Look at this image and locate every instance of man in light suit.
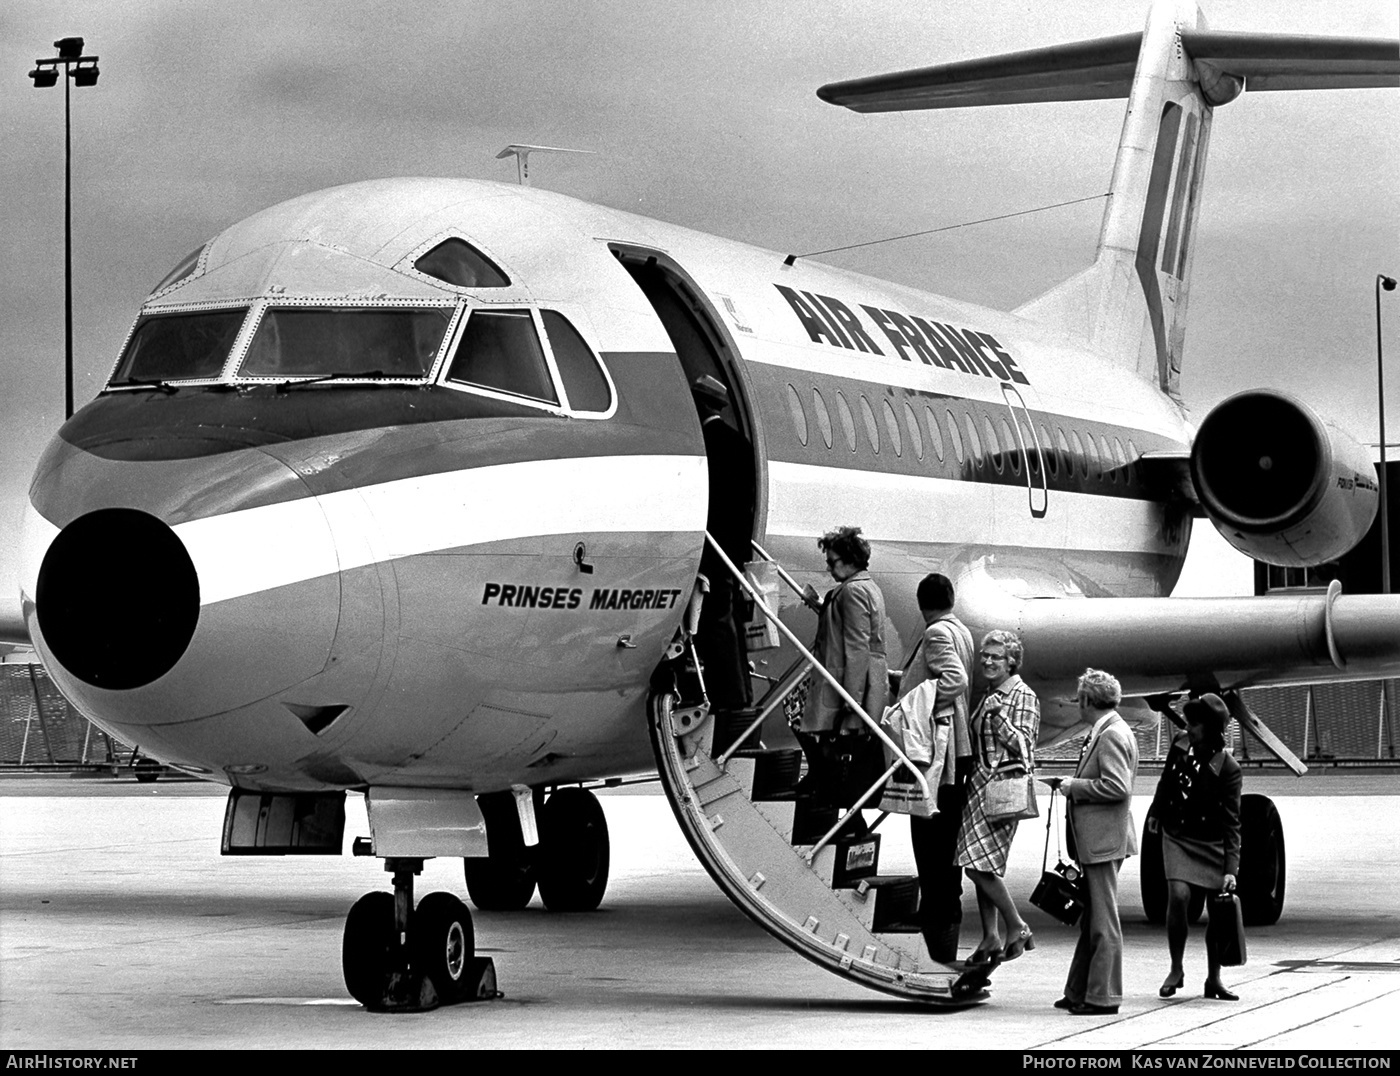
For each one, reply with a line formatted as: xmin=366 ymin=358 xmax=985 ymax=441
xmin=1045 ymin=668 xmax=1139 ymax=1015
xmin=898 ymin=573 xmax=975 ymax=963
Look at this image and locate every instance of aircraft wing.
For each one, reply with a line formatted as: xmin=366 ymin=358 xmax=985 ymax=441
xmin=958 ymin=566 xmax=1400 ymax=699
xmin=817 ymin=31 xmax=1398 ymax=113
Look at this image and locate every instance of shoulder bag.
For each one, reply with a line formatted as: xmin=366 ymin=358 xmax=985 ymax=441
xmin=983 ymin=725 xmax=1039 ymax=823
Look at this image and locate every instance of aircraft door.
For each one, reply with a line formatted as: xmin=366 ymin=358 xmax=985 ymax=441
xmin=1001 ymin=384 xmax=1048 ymax=518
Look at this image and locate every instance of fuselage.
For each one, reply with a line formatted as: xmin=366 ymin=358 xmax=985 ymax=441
xmin=20 ymin=177 xmax=1194 ymax=793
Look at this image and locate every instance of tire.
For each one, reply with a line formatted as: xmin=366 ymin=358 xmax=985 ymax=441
xmin=1238 ymin=793 xmax=1286 ymax=926
xmin=412 ymin=892 xmax=475 ymax=1002
xmin=463 ymin=790 xmax=537 ymax=911
xmin=342 ymin=891 xmax=397 ymax=1007
xmin=1140 ymin=818 xmax=1166 ymax=924
xmin=134 ymin=758 xmax=161 ymax=784
xmin=537 ymin=787 xmax=610 ymax=912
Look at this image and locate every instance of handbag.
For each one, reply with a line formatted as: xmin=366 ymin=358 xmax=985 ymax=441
xmin=1206 ymin=891 xmax=1248 ymax=966
xmin=982 ymin=727 xmax=1039 ymax=823
xmin=1029 ymin=787 xmax=1084 ymax=924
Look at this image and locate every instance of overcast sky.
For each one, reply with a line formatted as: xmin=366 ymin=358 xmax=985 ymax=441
xmin=2 ymin=0 xmax=1397 ymax=599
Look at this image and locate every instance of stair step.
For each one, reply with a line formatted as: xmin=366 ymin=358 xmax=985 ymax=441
xmin=711 ymin=708 xmax=763 ymax=755
xmin=810 ymin=832 xmax=882 ymax=889
xmin=863 ymin=875 xmax=922 ymax=933
xmin=749 ymin=749 xmax=802 ymax=801
xmin=790 ymin=797 xmax=841 ymax=845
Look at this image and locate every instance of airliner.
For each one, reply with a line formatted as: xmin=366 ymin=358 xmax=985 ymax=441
xmin=10 ymin=0 xmax=1400 ymax=1009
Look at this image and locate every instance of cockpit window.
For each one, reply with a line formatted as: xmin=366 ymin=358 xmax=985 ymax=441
xmin=541 ymin=311 xmax=610 ymax=412
xmin=413 ymin=238 xmax=510 ymax=288
xmin=149 ymin=244 xmax=206 ymax=296
xmin=111 ymin=309 xmax=246 ymax=384
xmin=445 ymin=310 xmax=557 ymax=403
xmin=239 ymin=307 xmax=453 ymax=379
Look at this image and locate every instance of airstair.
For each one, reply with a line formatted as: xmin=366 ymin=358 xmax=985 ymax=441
xmin=647 ymin=535 xmax=991 ymax=1005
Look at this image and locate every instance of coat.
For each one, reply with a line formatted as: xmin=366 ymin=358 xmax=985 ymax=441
xmin=1149 ymin=732 xmax=1243 ymax=876
xmin=899 ymin=613 xmax=974 ymax=764
xmin=1064 ymin=710 xmax=1139 ymax=866
xmin=803 ymin=570 xmax=887 ymax=732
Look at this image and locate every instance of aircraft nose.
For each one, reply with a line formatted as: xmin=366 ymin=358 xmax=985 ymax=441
xmin=36 ymin=508 xmax=201 ymax=690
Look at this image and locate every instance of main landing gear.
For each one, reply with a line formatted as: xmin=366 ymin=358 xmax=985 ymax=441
xmin=462 ymin=786 xmax=611 ymax=914
xmin=343 ymin=858 xmax=500 ymax=1011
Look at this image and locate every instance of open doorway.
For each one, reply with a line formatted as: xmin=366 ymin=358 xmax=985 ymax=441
xmin=614 ymin=250 xmax=761 ymax=714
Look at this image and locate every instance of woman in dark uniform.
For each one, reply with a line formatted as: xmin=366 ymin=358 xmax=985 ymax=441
xmin=1148 ymin=693 xmax=1243 ymax=1001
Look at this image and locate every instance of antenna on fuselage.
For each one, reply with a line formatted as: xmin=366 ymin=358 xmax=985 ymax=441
xmin=495 ymin=144 xmax=595 ymax=186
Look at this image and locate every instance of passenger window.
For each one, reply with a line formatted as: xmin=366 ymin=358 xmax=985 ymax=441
xmin=1042 ymin=424 xmax=1058 ymax=478
xmin=414 ymin=238 xmax=510 ymax=288
xmin=1054 ymin=427 xmax=1071 ymax=479
xmin=925 ymin=406 xmax=945 ymax=462
xmin=112 ymin=309 xmax=246 ymax=384
xmin=541 ymin=311 xmax=610 ymax=412
xmin=964 ymin=413 xmax=983 ymax=468
xmin=786 ymin=384 xmax=809 ymax=446
xmin=240 ymin=307 xmax=452 ymax=379
xmin=984 ymin=416 xmax=1003 ymax=473
xmin=1085 ymin=434 xmax=1101 ymax=479
xmin=1069 ymin=430 xmax=1087 ymax=478
xmin=859 ymin=395 xmax=880 ymax=454
xmin=882 ymin=399 xmax=902 ymax=457
xmin=1101 ymin=435 xmax=1117 ymax=482
xmin=1021 ymin=420 xmax=1040 ymax=477
xmin=903 ymin=402 xmax=923 ymax=461
xmin=945 ymin=409 xmax=964 ymax=464
xmin=835 ymin=391 xmax=858 ymax=452
xmin=999 ymin=417 xmax=1020 ymax=475
xmin=812 ymin=388 xmax=833 ymax=448
xmin=446 ymin=310 xmax=557 ymax=403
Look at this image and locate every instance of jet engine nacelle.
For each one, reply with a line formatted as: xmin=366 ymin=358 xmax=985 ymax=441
xmin=1190 ymin=390 xmax=1378 ymax=568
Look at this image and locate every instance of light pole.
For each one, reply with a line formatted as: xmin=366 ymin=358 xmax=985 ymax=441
xmin=1379 ymin=273 xmax=1396 ymax=758
xmin=29 ymin=37 xmax=100 ymax=421
xmin=1379 ymin=274 xmax=1396 ymax=597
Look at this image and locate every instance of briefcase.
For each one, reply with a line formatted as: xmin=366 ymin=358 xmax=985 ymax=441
xmin=1206 ymin=892 xmax=1247 ymax=966
xmin=1030 ymin=861 xmax=1084 ymax=925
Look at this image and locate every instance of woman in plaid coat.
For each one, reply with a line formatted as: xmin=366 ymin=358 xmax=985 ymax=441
xmin=954 ymin=629 xmax=1041 ymax=965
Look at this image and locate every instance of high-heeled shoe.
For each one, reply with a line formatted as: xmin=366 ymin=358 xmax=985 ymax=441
xmin=1204 ymin=981 xmax=1239 ymax=1001
xmin=1003 ymin=925 xmax=1036 ymax=961
xmin=965 ymin=942 xmax=1003 ymax=967
xmin=1159 ymin=971 xmax=1185 ymax=998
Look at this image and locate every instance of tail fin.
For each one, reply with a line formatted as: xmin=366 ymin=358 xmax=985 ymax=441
xmin=817 ymin=0 xmax=1399 ymax=400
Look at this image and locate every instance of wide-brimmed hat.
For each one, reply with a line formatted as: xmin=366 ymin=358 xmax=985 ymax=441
xmin=1183 ymin=693 xmax=1230 ymax=736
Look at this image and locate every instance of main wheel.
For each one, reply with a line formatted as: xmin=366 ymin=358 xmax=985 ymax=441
xmin=412 ymin=892 xmax=475 ymax=1002
xmin=463 ymin=789 xmax=537 ymax=911
xmin=1140 ymin=819 xmax=1166 ymax=924
xmin=537 ymin=787 xmax=610 ymax=912
xmin=1238 ymin=793 xmax=1286 ymax=926
xmin=342 ymin=891 xmax=397 ymax=1007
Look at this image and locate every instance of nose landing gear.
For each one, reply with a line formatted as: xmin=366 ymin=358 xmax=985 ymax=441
xmin=342 ymin=858 xmax=500 ymax=1011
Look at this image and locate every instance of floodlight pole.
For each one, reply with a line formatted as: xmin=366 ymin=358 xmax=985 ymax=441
xmin=1379 ymin=274 xmax=1396 ymax=598
xmin=30 ymin=37 xmax=100 ymax=420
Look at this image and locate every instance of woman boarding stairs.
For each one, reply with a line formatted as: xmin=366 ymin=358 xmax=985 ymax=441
xmin=647 ymin=534 xmax=992 ymax=1005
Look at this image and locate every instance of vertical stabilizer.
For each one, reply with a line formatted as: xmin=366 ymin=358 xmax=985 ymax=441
xmin=1014 ymin=0 xmax=1212 ymax=399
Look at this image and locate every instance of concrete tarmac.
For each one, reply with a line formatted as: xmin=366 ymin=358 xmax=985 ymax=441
xmin=1 ymin=774 xmax=1398 ymax=1051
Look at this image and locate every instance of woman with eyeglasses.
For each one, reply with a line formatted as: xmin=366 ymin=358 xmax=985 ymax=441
xmin=954 ymin=629 xmax=1041 ymax=965
xmin=797 ymin=526 xmax=888 ymax=806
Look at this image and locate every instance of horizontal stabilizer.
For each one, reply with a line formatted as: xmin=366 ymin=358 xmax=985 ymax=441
xmin=817 ymin=31 xmax=1398 ymax=113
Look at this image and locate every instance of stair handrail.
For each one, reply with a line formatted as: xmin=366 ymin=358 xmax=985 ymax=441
xmin=750 ymin=538 xmax=822 ymax=612
xmin=702 ymin=532 xmax=932 ymax=852
xmin=715 ymin=656 xmax=813 ymax=768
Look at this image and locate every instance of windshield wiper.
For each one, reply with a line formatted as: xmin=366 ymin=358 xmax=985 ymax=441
xmin=114 ymin=378 xmax=178 ymax=395
xmin=275 ymin=370 xmax=410 ymax=393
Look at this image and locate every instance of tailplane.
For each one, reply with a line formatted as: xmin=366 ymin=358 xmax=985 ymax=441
xmin=817 ymin=0 xmax=1399 ymax=400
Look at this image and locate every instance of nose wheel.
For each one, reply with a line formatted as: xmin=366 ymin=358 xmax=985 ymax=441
xmin=342 ymin=859 xmax=500 ymax=1011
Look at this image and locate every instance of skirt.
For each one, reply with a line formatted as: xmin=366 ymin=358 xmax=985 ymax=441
xmin=1162 ymin=829 xmax=1226 ymax=890
xmin=953 ymin=765 xmax=1018 ymax=875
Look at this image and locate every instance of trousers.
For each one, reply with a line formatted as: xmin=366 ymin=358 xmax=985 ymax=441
xmin=910 ymin=775 xmax=968 ymax=963
xmin=1063 ymin=858 xmax=1124 ymax=1006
